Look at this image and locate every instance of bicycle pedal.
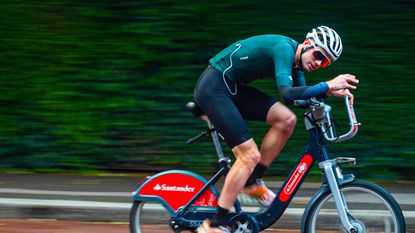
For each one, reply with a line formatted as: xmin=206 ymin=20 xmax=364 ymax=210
xmin=237 ymin=193 xmax=260 ymax=206
xmin=336 ymin=157 xmax=356 ymax=165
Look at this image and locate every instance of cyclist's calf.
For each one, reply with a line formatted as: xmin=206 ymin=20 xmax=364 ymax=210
xmin=232 ymin=139 xmax=261 ymax=172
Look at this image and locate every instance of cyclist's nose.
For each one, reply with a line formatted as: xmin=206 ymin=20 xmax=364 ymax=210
xmin=315 ymin=59 xmax=322 ymax=66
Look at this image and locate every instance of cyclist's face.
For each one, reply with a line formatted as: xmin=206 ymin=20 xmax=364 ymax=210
xmin=302 ymin=47 xmax=332 ymax=72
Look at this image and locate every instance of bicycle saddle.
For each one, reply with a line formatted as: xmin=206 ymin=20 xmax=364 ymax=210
xmin=186 ymin=102 xmax=205 ymax=117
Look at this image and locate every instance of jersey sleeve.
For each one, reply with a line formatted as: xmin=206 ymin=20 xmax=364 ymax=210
xmin=272 ymin=43 xmax=295 ymax=87
xmin=293 ymin=69 xmax=306 ymax=86
xmin=272 ymin=40 xmax=329 ymax=105
xmin=279 ymin=82 xmax=329 ymax=105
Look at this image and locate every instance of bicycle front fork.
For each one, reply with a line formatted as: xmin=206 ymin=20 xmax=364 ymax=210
xmin=319 ymin=157 xmax=358 ymax=233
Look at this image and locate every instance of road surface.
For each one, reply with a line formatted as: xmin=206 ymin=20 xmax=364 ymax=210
xmin=0 ymin=173 xmax=413 ymax=232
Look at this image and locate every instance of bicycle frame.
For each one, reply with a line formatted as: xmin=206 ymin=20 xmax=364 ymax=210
xmin=132 ymin=97 xmax=360 ymax=232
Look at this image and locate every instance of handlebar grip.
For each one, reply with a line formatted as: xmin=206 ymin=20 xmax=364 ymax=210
xmin=294 ymin=99 xmax=311 ymax=107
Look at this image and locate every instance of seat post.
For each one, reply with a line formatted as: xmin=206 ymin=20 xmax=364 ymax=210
xmin=205 ymin=118 xmax=225 ymax=160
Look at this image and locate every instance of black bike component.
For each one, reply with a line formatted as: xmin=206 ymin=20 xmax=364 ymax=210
xmin=186 ymin=101 xmax=204 ymax=117
xmin=294 ymin=97 xmax=322 ymax=108
xmin=294 ymin=99 xmax=311 ymax=107
xmin=187 ymin=128 xmax=216 ymax=144
xmin=187 ymin=131 xmax=208 ymax=144
xmin=229 ymin=213 xmax=259 ymax=233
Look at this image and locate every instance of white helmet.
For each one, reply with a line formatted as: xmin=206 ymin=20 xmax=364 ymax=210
xmin=306 ymin=26 xmax=343 ymax=62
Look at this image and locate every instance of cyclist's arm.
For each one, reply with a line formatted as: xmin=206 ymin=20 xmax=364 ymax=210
xmin=293 ymin=69 xmax=306 ymax=86
xmin=278 ymin=83 xmax=329 ymax=105
xmin=273 ymin=46 xmax=328 ymax=105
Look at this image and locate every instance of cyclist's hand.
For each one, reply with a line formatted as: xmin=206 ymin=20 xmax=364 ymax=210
xmin=329 ymin=89 xmax=355 ymax=105
xmin=326 ymin=74 xmax=359 ymax=91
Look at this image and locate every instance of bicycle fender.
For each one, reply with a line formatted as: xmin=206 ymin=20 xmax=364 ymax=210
xmin=132 ymin=170 xmax=219 ymax=214
xmin=300 ymin=183 xmax=330 ymax=232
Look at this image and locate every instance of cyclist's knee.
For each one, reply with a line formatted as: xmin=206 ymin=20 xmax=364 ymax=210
xmin=267 ymin=103 xmax=296 ymax=130
xmin=232 ymin=139 xmax=261 ymax=169
xmin=237 ymin=151 xmax=261 ymax=172
xmin=283 ymin=113 xmax=297 ymax=135
xmin=270 ymin=112 xmax=297 ymax=137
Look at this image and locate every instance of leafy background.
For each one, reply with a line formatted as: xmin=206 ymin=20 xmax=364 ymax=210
xmin=1 ymin=0 xmax=414 ymax=181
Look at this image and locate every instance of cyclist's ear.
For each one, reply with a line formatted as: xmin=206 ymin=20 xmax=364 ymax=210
xmin=303 ymin=38 xmax=312 ymax=45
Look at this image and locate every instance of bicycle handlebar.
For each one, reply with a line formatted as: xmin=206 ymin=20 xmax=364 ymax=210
xmin=331 ymin=97 xmax=359 ymax=143
xmin=296 ymin=97 xmax=360 ymax=143
xmin=294 ymin=99 xmax=314 ymax=108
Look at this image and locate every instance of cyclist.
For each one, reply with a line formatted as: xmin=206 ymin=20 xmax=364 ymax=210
xmin=195 ymin=26 xmax=359 ymax=233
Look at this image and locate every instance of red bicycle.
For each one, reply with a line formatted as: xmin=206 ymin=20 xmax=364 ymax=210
xmin=130 ymin=97 xmax=405 ymax=233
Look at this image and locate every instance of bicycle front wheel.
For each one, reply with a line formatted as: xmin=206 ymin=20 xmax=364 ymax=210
xmin=130 ymin=201 xmax=173 ymax=233
xmin=304 ymin=181 xmax=405 ymax=233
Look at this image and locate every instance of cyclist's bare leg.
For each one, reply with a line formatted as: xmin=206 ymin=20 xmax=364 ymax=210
xmin=218 ymin=139 xmax=261 ymax=209
xmin=260 ymin=102 xmax=297 ymax=166
xmin=239 ymin=103 xmax=296 ymax=205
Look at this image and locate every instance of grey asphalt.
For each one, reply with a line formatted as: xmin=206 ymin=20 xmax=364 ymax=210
xmin=0 ymin=173 xmax=414 ymax=231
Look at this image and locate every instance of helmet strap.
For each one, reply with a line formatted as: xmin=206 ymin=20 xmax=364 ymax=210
xmin=298 ymin=45 xmax=313 ymax=71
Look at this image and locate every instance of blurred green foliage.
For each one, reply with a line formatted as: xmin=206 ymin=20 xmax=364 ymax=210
xmin=0 ymin=0 xmax=414 ymax=181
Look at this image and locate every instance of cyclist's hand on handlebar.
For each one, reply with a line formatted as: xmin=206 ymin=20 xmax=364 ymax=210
xmin=329 ymin=89 xmax=355 ymax=105
xmin=325 ymin=74 xmax=359 ymax=91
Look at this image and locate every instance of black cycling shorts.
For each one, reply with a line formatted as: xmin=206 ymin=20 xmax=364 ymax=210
xmin=194 ymin=66 xmax=277 ymax=148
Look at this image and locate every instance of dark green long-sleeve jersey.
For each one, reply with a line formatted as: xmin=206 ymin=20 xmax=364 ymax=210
xmin=209 ymin=34 xmax=306 ymax=87
xmin=209 ymin=34 xmax=330 ymax=104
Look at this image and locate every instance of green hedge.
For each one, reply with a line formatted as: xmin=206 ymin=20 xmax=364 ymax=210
xmin=0 ymin=0 xmax=414 ymax=181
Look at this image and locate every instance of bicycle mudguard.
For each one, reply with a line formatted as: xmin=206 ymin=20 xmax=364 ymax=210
xmin=299 ymin=183 xmax=329 ymax=232
xmin=132 ymin=170 xmax=219 ymax=214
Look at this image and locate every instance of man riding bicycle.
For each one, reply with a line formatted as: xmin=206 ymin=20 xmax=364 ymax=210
xmin=194 ymin=26 xmax=359 ymax=233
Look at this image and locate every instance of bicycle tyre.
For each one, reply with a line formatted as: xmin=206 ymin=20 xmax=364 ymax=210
xmin=303 ymin=180 xmax=405 ymax=233
xmin=130 ymin=200 xmax=173 ymax=233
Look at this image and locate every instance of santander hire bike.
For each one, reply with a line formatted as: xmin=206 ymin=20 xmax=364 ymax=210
xmin=129 ymin=97 xmax=406 ymax=233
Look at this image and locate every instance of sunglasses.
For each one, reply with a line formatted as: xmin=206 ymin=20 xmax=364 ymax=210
xmin=312 ymin=49 xmax=331 ymax=68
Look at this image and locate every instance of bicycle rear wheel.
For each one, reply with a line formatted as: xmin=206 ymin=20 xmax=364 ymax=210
xmin=130 ymin=201 xmax=173 ymax=233
xmin=303 ymin=181 xmax=405 ymax=233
